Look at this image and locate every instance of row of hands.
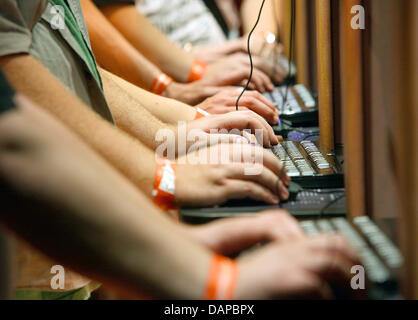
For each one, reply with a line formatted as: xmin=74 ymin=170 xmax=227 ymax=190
xmin=169 ymin=108 xmax=288 ymax=207
xmin=167 ymin=35 xmax=287 ymax=105
xmin=165 ymin=104 xmax=363 ymax=299
xmin=162 ymin=38 xmax=363 ymax=299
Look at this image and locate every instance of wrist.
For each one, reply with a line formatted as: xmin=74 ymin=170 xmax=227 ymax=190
xmin=188 ymin=59 xmax=208 ymax=83
xmin=152 ymin=157 xmax=176 ymax=211
xmin=164 ymin=81 xmax=183 ymax=100
xmin=205 ymin=254 xmax=239 ymax=300
xmin=165 ymin=82 xmax=206 ymax=105
xmin=194 ymin=107 xmax=211 ymax=120
xmin=150 ymin=73 xmax=174 ymax=96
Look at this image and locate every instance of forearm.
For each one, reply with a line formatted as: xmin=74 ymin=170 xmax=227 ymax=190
xmin=0 ymin=102 xmax=211 ymax=299
xmin=0 ymin=54 xmax=156 ymax=196
xmin=99 ymin=3 xmax=195 ymax=83
xmin=100 ymin=69 xmax=183 ymax=150
xmin=100 ymin=68 xmax=197 ymax=126
xmin=241 ymin=0 xmax=278 ymax=36
xmin=81 ymin=0 xmax=160 ymax=90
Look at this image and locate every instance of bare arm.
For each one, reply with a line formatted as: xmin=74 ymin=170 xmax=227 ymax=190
xmin=80 ymin=0 xmax=160 ymax=90
xmin=100 ymin=68 xmax=197 ymax=125
xmin=98 ymin=2 xmax=195 ymax=83
xmin=0 ymin=54 xmax=289 ymax=208
xmin=0 ymin=96 xmax=360 ymax=300
xmin=83 ymin=0 xmax=275 ymax=102
xmin=0 ymin=54 xmax=156 ymax=196
xmin=241 ymin=0 xmax=278 ymax=36
xmin=0 ymin=96 xmax=210 ymax=299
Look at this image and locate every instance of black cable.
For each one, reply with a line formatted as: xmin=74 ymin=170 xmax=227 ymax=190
xmin=302 ymin=134 xmax=320 ymax=141
xmin=235 ymin=0 xmax=266 ymax=111
xmin=280 ymin=0 xmax=296 ymax=111
xmin=319 ymin=194 xmax=346 ymax=219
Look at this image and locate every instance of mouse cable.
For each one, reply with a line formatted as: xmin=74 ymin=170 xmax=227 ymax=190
xmin=301 ymin=134 xmax=320 ymax=141
xmin=236 ymin=0 xmax=266 ymax=111
xmin=282 ymin=186 xmax=345 ymax=197
xmin=319 ymin=193 xmax=346 ymax=219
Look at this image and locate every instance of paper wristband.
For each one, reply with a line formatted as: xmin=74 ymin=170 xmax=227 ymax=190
xmin=150 ymin=73 xmax=173 ymax=95
xmin=152 ymin=158 xmax=176 ymax=211
xmin=194 ymin=107 xmax=210 ymax=120
xmin=187 ymin=59 xmax=208 ymax=83
xmin=205 ymin=255 xmax=238 ymax=300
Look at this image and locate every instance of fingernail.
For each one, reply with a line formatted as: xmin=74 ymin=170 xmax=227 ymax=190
xmin=237 ymin=137 xmax=249 ymax=144
xmin=282 ymin=188 xmax=289 ymax=199
xmin=273 ymin=115 xmax=279 ymax=124
xmin=270 ymin=196 xmax=279 ymax=204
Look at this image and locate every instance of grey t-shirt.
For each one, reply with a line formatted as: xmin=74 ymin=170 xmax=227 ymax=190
xmin=0 ymin=0 xmax=114 ymax=123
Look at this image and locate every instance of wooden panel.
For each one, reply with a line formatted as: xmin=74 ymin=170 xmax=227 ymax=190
xmin=391 ymin=0 xmax=418 ymax=301
xmin=364 ymin=0 xmax=417 ymax=299
xmin=366 ymin=1 xmax=399 ymax=221
xmin=340 ymin=0 xmax=366 ymax=218
xmin=330 ymin=0 xmax=343 ymax=146
xmin=307 ymin=0 xmax=318 ymax=91
xmin=315 ymin=0 xmax=334 ymax=154
xmin=295 ymin=0 xmax=309 ymax=86
xmin=276 ymin=0 xmax=291 ymax=56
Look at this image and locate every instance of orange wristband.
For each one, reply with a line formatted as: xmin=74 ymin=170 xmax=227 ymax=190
xmin=150 ymin=73 xmax=173 ymax=95
xmin=152 ymin=158 xmax=176 ymax=211
xmin=194 ymin=108 xmax=210 ymax=120
xmin=205 ymin=255 xmax=238 ymax=300
xmin=187 ymin=59 xmax=208 ymax=83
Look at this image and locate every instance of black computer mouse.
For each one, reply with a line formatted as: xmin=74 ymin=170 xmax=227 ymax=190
xmin=287 ymin=181 xmax=304 ymax=201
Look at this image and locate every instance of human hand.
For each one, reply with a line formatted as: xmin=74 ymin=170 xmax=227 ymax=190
xmin=235 ymin=234 xmax=362 ymax=299
xmin=175 ymin=144 xmax=290 ymax=207
xmin=185 ymin=210 xmax=305 ymax=256
xmin=188 ymin=110 xmax=281 ymax=148
xmin=196 ymin=89 xmax=279 ymax=125
xmin=204 ymin=55 xmax=275 ymax=93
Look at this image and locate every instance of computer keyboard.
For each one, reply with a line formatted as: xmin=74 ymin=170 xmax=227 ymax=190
xmin=271 ymin=140 xmax=344 ymax=188
xmin=300 ymin=216 xmax=402 ymax=298
xmin=264 ymin=84 xmax=318 ymax=126
xmin=180 ymin=189 xmax=346 ymax=224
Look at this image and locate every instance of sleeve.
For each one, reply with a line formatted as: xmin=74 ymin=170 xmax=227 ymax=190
xmin=93 ymin=0 xmax=135 ymax=7
xmin=0 ymin=0 xmax=34 ymax=57
xmin=0 ymin=71 xmax=17 ymax=114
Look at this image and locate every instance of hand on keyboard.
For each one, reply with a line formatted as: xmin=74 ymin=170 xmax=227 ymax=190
xmin=185 ymin=210 xmax=305 ymax=256
xmin=195 ymin=89 xmax=280 ymax=125
xmin=190 ymin=110 xmax=280 ymax=147
xmin=176 ymin=144 xmax=290 ymax=207
xmin=235 ymin=234 xmax=363 ymax=299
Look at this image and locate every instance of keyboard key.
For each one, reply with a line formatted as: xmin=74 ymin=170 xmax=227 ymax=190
xmin=300 ymin=220 xmax=320 ymax=235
